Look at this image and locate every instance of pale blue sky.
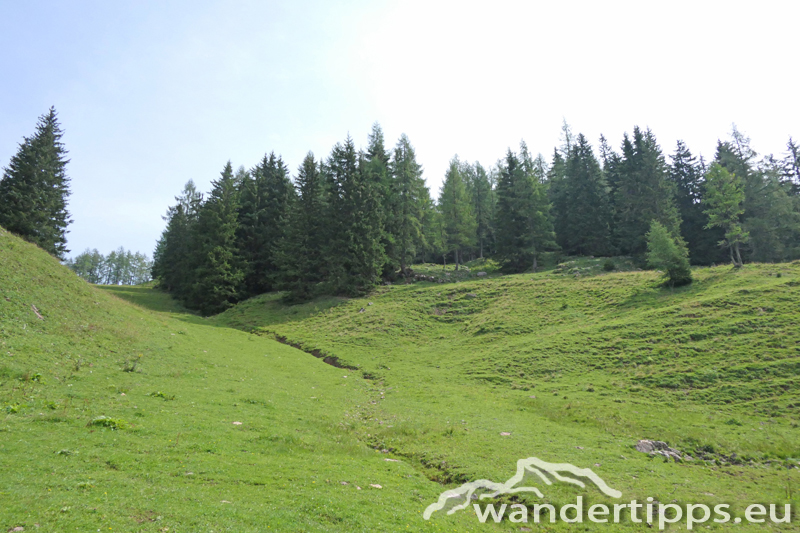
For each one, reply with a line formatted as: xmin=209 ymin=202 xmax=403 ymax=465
xmin=1 ymin=0 xmax=797 ymax=257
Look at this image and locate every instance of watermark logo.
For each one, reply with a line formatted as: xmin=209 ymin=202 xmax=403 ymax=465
xmin=423 ymin=456 xmax=792 ymax=528
xmin=423 ymin=456 xmax=621 ymax=520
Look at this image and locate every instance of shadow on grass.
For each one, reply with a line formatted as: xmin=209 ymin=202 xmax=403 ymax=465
xmin=96 ymin=285 xmax=349 ymax=331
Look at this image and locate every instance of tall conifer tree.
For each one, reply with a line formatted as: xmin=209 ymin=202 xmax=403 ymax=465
xmin=389 ymin=134 xmax=427 ymax=276
xmin=277 ymin=153 xmax=328 ymax=300
xmin=439 ymin=157 xmax=476 ymax=269
xmin=237 ymin=152 xmax=294 ymax=297
xmin=495 ymin=147 xmax=557 ymax=271
xmin=324 ymin=136 xmax=385 ymax=295
xmin=188 ymin=162 xmax=244 ymax=314
xmin=0 ymin=107 xmax=71 ymax=258
xmin=614 ymin=127 xmax=682 ymax=258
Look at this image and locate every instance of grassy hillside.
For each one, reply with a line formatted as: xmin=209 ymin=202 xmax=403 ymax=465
xmin=215 ymin=259 xmax=800 ymax=529
xmin=0 ymin=228 xmax=489 ymax=532
xmin=3 ymin=223 xmax=799 ymax=530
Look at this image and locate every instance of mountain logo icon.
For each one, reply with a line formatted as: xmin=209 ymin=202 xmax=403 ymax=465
xmin=423 ymin=457 xmax=622 ymax=520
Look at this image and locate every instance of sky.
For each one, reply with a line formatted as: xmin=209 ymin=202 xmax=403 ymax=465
xmin=1 ymin=0 xmax=798 ymax=257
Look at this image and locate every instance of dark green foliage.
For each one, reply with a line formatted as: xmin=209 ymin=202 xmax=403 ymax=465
xmin=467 ymin=162 xmax=494 ymax=258
xmin=362 ymin=124 xmax=393 ymax=277
xmin=439 ymin=157 xmax=476 ymax=269
xmin=783 ymin=137 xmax=800 ymax=195
xmin=277 ymin=153 xmax=327 ymax=300
xmin=550 ymin=134 xmax=612 ymax=256
xmin=187 ymin=162 xmax=244 ymax=314
xmin=715 ymin=128 xmax=800 ymax=263
xmin=388 ymin=134 xmax=427 ymax=275
xmin=614 ymin=127 xmax=682 ymax=258
xmin=323 ymin=136 xmax=385 ymax=296
xmin=237 ymin=154 xmax=294 ymax=297
xmin=495 ymin=146 xmax=557 ymax=272
xmin=646 ymin=220 xmax=692 ymax=287
xmin=152 ymin=180 xmax=203 ymax=298
xmin=0 ymin=107 xmax=71 ymax=258
xmin=669 ymin=141 xmax=726 ymax=265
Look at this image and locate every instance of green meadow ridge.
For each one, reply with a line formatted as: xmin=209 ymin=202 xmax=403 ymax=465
xmin=1 ymin=226 xmax=799 ymax=531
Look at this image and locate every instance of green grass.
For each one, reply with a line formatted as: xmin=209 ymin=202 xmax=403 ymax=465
xmin=2 ymin=223 xmax=800 ymax=531
xmin=0 ymin=229 xmax=490 ymax=532
xmin=214 ymin=259 xmax=800 ymax=530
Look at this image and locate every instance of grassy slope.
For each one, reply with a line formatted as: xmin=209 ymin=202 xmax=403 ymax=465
xmin=0 ymin=228 xmax=490 ymax=532
xmin=215 ymin=261 xmax=800 ymax=529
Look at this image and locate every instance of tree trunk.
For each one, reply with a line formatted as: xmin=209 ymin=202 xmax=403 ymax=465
xmin=734 ymin=241 xmax=743 ymax=268
xmin=455 ymin=249 xmax=459 ymax=271
xmin=480 ymin=238 xmax=484 ymax=259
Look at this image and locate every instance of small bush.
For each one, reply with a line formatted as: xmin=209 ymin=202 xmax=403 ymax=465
xmin=88 ymin=416 xmax=128 ymax=430
xmin=602 ymin=259 xmax=615 ymax=272
xmin=148 ymin=391 xmax=175 ymax=401
xmin=122 ymin=354 xmax=142 ymax=373
xmin=646 ymin=221 xmax=692 ymax=287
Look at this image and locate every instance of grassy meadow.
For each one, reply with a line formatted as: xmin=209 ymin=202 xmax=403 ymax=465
xmin=2 ymin=225 xmax=799 ymax=531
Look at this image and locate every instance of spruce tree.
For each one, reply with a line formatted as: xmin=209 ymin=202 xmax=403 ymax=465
xmin=152 ymin=180 xmax=203 ymax=299
xmin=669 ymin=141 xmax=725 ymax=265
xmin=389 ymin=134 xmax=427 ymax=276
xmin=236 ymin=153 xmax=294 ymax=297
xmin=552 ymin=134 xmax=612 ymax=256
xmin=716 ymin=129 xmax=798 ymax=262
xmin=187 ymin=162 xmax=244 ymax=314
xmin=277 ymin=153 xmax=327 ymax=300
xmin=614 ymin=127 xmax=682 ymax=258
xmin=495 ymin=147 xmax=557 ymax=272
xmin=363 ymin=124 xmax=393 ymax=276
xmin=469 ymin=162 xmax=494 ymax=258
xmin=783 ymin=137 xmax=800 ymax=195
xmin=0 ymin=107 xmax=72 ymax=258
xmin=439 ymin=157 xmax=476 ymax=270
xmin=324 ymin=136 xmax=385 ymax=295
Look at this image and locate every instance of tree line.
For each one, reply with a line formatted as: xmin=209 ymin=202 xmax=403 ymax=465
xmin=1 ymin=109 xmax=796 ymax=310
xmin=66 ymin=247 xmax=153 ymax=285
xmin=152 ymin=122 xmax=800 ymax=314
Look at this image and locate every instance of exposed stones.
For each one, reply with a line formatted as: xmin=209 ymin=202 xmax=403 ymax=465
xmin=635 ymin=439 xmax=688 ymax=462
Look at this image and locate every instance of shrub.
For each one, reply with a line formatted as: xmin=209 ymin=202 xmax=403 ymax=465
xmin=602 ymin=259 xmax=615 ymax=272
xmin=646 ymin=221 xmax=692 ymax=287
xmin=88 ymin=416 xmax=128 ymax=430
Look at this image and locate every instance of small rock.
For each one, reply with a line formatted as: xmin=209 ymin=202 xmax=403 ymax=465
xmin=369 ymin=484 xmax=382 ymax=489
xmin=340 ymin=481 xmax=349 ymax=485
xmin=576 ymin=446 xmax=584 ymax=450
xmin=359 ymin=308 xmax=365 ymax=313
xmin=220 ymin=500 xmax=232 ymax=504
xmin=232 ymin=421 xmax=242 ymax=425
xmin=10 ymin=528 xmax=24 ymax=532
xmin=120 ymin=392 xmax=126 ymax=396
xmin=529 ymin=395 xmax=536 ymax=399
xmin=594 ymin=463 xmax=601 ymax=467
xmin=477 ymin=272 xmax=487 ymax=277
xmin=384 ymin=458 xmax=400 ymax=462
xmin=368 ymin=302 xmax=373 ymax=306
xmin=500 ymin=432 xmax=511 ymax=436
xmin=466 ymin=293 xmax=478 ymax=298
xmin=356 ymin=486 xmax=362 ymax=490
